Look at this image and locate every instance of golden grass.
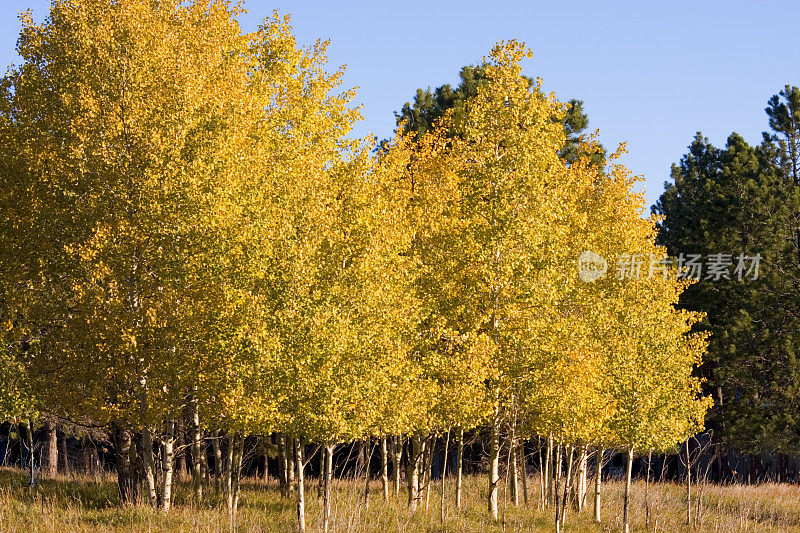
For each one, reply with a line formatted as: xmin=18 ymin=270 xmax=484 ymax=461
xmin=0 ymin=467 xmax=798 ymax=532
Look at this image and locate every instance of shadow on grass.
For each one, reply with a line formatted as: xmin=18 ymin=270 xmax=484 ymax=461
xmin=0 ymin=467 xmax=119 ymax=510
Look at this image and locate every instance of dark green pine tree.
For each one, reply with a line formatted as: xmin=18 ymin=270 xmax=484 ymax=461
xmin=764 ymin=85 xmax=800 ymax=185
xmin=392 ymin=64 xmax=605 ymax=167
xmin=654 ymin=90 xmax=800 ymax=467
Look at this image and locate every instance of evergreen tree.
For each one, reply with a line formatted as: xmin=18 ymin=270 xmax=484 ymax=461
xmin=654 ymin=97 xmax=800 ymax=459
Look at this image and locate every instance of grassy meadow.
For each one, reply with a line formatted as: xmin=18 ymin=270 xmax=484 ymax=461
xmin=0 ymin=468 xmax=798 ymax=532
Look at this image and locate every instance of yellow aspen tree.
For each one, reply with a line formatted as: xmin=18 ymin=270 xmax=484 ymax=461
xmin=579 ymin=150 xmax=712 ymax=533
xmin=0 ymin=0 xmax=316 ymax=509
xmin=405 ymin=41 xmax=607 ymax=520
xmin=201 ymin=19 xmax=423 ymax=529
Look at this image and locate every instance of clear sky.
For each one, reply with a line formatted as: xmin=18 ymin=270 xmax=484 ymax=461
xmin=2 ymin=0 xmax=799 ymax=210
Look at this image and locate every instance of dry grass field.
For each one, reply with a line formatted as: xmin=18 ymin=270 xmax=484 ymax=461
xmin=0 ymin=467 xmax=798 ymax=532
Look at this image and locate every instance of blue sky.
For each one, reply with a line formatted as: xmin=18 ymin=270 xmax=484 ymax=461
xmin=2 ymin=0 xmax=798 ymax=210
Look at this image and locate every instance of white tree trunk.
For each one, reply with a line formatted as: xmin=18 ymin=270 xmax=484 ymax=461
xmin=423 ymin=436 xmax=433 ymax=510
xmin=545 ymin=434 xmax=553 ymax=507
xmin=408 ymin=434 xmax=422 ymax=510
xmin=576 ymin=444 xmax=587 ymax=512
xmin=225 ymin=434 xmax=234 ymax=511
xmin=559 ymin=443 xmax=574 ymax=529
xmin=393 ymin=436 xmax=402 ymax=499
xmin=594 ymin=447 xmax=603 ymax=523
xmin=141 ymin=425 xmax=158 ymax=507
xmin=323 ymin=444 xmax=334 ymax=533
xmin=456 ymin=428 xmax=464 ymax=509
xmin=440 ymin=429 xmax=450 ymax=521
xmin=190 ymin=400 xmax=203 ymax=501
xmin=686 ymin=439 xmax=692 ymax=527
xmin=519 ymin=442 xmax=528 ymax=504
xmin=488 ymin=417 xmax=500 ymax=521
xmin=510 ymin=431 xmax=519 ymax=506
xmin=295 ymin=438 xmax=306 ymax=533
xmin=554 ymin=439 xmax=563 ymax=528
xmin=211 ymin=429 xmax=222 ymax=493
xmin=645 ymin=450 xmax=652 ymax=529
xmin=381 ymin=436 xmax=389 ymax=501
xmin=160 ymin=420 xmax=175 ymax=511
xmin=232 ymin=435 xmax=244 ymax=515
xmin=623 ymin=447 xmax=634 ymax=533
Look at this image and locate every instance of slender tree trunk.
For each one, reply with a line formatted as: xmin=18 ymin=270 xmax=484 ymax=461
xmin=317 ymin=448 xmax=325 ymax=498
xmin=356 ymin=440 xmax=366 ymax=477
xmin=393 ymin=436 xmax=402 ymax=499
xmin=295 ymin=437 xmax=306 ymax=533
xmin=538 ymin=436 xmax=546 ymax=508
xmin=190 ymin=400 xmax=203 ymax=501
xmin=225 ymin=434 xmax=234 ymax=511
xmin=200 ymin=433 xmax=209 ymax=491
xmin=212 ymin=429 xmax=222 ymax=494
xmin=278 ymin=433 xmax=287 ymax=497
xmin=441 ymin=429 xmax=450 ymax=522
xmin=323 ymin=444 xmax=334 ymax=533
xmin=408 ymin=433 xmax=422 ymax=510
xmin=488 ymin=417 xmax=500 ymax=521
xmin=381 ymin=436 xmax=389 ymax=501
xmin=82 ymin=437 xmax=100 ymax=476
xmin=286 ymin=437 xmax=295 ymax=490
xmin=44 ymin=421 xmax=57 ymax=477
xmin=160 ymin=420 xmax=175 ymax=511
xmin=510 ymin=430 xmax=519 ymax=506
xmin=576 ymin=444 xmax=587 ymax=512
xmin=423 ymin=436 xmax=434 ymax=510
xmin=363 ymin=438 xmax=373 ymax=505
xmin=553 ymin=439 xmax=563 ymax=515
xmin=141 ymin=426 xmax=158 ymax=506
xmin=25 ymin=420 xmax=34 ymax=486
xmin=645 ymin=450 xmax=652 ymax=529
xmin=419 ymin=437 xmax=429 ymax=506
xmin=559 ymin=443 xmax=574 ymax=529
xmin=232 ymin=434 xmax=244 ymax=515
xmin=545 ymin=434 xmax=553 ymax=507
xmin=594 ymin=447 xmax=602 ymax=523
xmin=82 ymin=437 xmax=93 ymax=475
xmin=456 ymin=428 xmax=464 ymax=509
xmin=519 ymin=441 xmax=528 ymax=504
xmin=554 ymin=442 xmax=562 ymax=533
xmin=623 ymin=447 xmax=634 ymax=533
xmin=174 ymin=417 xmax=185 ymax=481
xmin=686 ymin=438 xmax=691 ymax=527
